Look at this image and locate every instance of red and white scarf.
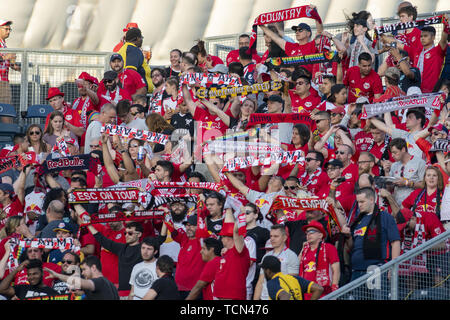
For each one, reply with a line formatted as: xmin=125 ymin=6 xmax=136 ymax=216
xmin=101 ymin=124 xmax=169 ymax=145
xmin=72 ymin=96 xmax=90 ymax=128
xmin=399 ymin=213 xmax=428 ymax=276
xmin=68 ymin=188 xmax=140 ymax=204
xmin=300 ymin=241 xmax=332 ymax=287
xmin=179 ymin=73 xmax=241 ymax=87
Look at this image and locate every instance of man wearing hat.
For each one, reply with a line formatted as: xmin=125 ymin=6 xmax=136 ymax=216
xmin=0 ymin=19 xmax=20 ymax=122
xmin=412 ymin=123 xmax=449 ymax=163
xmin=44 ymin=87 xmax=85 ymax=138
xmin=299 ymin=220 xmax=340 ymax=299
xmin=113 ymin=22 xmax=139 ymax=53
xmin=260 ymin=255 xmax=323 ymax=300
xmin=118 ymin=28 xmax=153 ymax=93
xmin=97 ymin=70 xmax=132 ymax=109
xmin=103 ymin=53 xmax=147 ymax=97
xmin=72 ymin=72 xmax=100 ymax=131
xmin=213 ymin=210 xmax=250 ymax=300
xmin=321 ymin=158 xmax=353 ymax=205
xmin=330 ymin=106 xmax=346 ymax=125
xmin=160 ymin=212 xmax=206 ymax=299
xmin=259 ymin=7 xmax=323 ymax=75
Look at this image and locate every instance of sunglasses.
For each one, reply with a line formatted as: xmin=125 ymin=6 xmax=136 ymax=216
xmin=105 ymin=79 xmax=115 ymax=84
xmin=305 ymin=157 xmax=317 ymax=162
xmin=29 ymin=131 xmax=41 ymax=136
xmin=126 ymin=231 xmax=139 ymax=236
xmin=336 ymin=151 xmax=346 ymax=155
xmin=62 ymin=260 xmax=75 ymax=265
xmin=331 ymin=113 xmax=341 ymax=117
xmin=245 ymin=210 xmax=255 ymax=215
xmin=284 ymin=185 xmax=298 ymax=190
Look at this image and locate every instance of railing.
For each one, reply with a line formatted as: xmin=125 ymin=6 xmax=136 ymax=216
xmin=0 ymin=48 xmax=111 ymax=127
xmin=321 ymin=229 xmax=450 ymax=300
xmin=204 ymin=11 xmax=450 ymax=64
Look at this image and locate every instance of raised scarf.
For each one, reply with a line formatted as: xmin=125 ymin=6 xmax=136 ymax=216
xmin=101 ymin=123 xmax=169 ymax=145
xmin=246 ymin=112 xmax=316 ymax=130
xmin=195 ymin=80 xmax=282 ymax=99
xmin=37 ymin=154 xmax=101 ymax=175
xmin=247 ymin=5 xmax=322 ymax=55
xmin=267 ymin=51 xmax=339 ymax=69
xmin=179 ymin=73 xmax=241 ymax=87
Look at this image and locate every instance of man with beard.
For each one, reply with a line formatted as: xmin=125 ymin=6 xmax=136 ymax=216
xmin=128 ymin=237 xmax=160 ymax=300
xmin=148 ymin=67 xmax=167 ymax=114
xmin=97 ymin=70 xmax=132 ymax=109
xmin=105 ymin=53 xmax=147 ymax=97
xmin=0 ymin=259 xmax=58 ymax=300
xmin=160 ymin=212 xmax=206 ymax=299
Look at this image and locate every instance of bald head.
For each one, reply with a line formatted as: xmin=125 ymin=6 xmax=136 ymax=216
xmin=47 ymin=200 xmax=65 ymax=219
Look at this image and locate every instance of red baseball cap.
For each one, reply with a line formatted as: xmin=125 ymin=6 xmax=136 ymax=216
xmin=302 ymin=220 xmax=327 ymax=239
xmin=123 ymin=22 xmax=139 ymax=33
xmin=46 ymin=87 xmax=64 ymax=100
xmin=330 ymin=106 xmax=345 ymax=115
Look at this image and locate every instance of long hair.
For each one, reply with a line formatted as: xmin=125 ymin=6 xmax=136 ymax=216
xmin=190 ymin=40 xmax=207 ymax=58
xmin=44 ymin=111 xmax=64 ymax=135
xmin=424 ymin=166 xmax=444 ymax=191
xmin=146 ymin=113 xmax=174 ymax=133
xmin=0 ymin=216 xmax=22 ymax=239
xmin=26 ymin=124 xmax=48 ymax=153
xmin=345 ymin=10 xmax=372 ymax=41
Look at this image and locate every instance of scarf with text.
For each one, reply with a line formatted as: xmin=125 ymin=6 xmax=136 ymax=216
xmin=206 ymin=127 xmax=261 ymax=143
xmin=247 ymin=5 xmax=322 ymax=56
xmin=72 ymin=96 xmax=91 ymax=128
xmin=300 ymin=241 xmax=331 ymax=288
xmin=101 ymin=124 xmax=169 ymax=145
xmin=24 ymin=294 xmax=83 ymax=301
xmin=78 ymin=209 xmax=165 ymax=226
xmin=221 ymin=150 xmax=305 ymax=173
xmin=203 ymin=140 xmax=283 ymax=155
xmin=52 ymin=136 xmax=71 ymax=157
xmin=149 ymin=181 xmax=226 ymax=194
xmin=374 ymin=15 xmax=447 ymax=39
xmin=37 ymin=154 xmax=101 ymax=175
xmin=361 ymin=93 xmax=444 ymax=119
xmin=195 ymin=81 xmax=282 ymax=99
xmin=246 ymin=112 xmax=316 ymax=130
xmin=179 ymin=73 xmax=241 ymax=87
xmin=399 ymin=212 xmax=428 ymax=276
xmin=68 ymin=188 xmax=140 ymax=204
xmin=0 ymin=152 xmax=38 ymax=175
xmin=267 ymin=51 xmax=340 ymax=69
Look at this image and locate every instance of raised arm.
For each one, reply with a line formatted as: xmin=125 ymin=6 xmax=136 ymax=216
xmin=259 ymin=25 xmax=287 ymax=52
xmin=101 ymin=133 xmax=120 ymax=184
xmin=200 ymin=99 xmax=231 ymax=127
xmin=224 ymin=171 xmax=250 ymax=195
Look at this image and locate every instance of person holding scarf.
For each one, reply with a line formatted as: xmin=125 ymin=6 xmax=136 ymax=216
xmin=341 ymin=187 xmax=400 ymax=299
xmin=299 ymin=220 xmax=340 ymax=299
xmin=43 ymin=111 xmax=77 ymax=149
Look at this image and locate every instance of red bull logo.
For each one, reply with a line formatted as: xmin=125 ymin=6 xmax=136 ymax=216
xmin=255 ymin=198 xmax=270 ymax=208
xmin=354 ymin=226 xmax=367 ymax=237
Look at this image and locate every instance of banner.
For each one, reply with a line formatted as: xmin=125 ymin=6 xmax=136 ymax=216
xmin=374 ymin=15 xmax=445 ymax=37
xmin=151 ymin=194 xmax=199 ymax=209
xmin=195 ymin=81 xmax=283 ymax=99
xmin=206 ymin=128 xmax=261 ymax=144
xmin=0 ymin=152 xmax=38 ymax=175
xmin=79 ymin=209 xmax=165 ymax=226
xmin=247 ymin=5 xmax=322 ymax=55
xmin=68 ymin=188 xmax=140 ymax=204
xmin=266 ymin=51 xmax=340 ymax=68
xmin=38 ymin=154 xmax=100 ymax=175
xmin=361 ymin=93 xmax=444 ymax=119
xmin=221 ymin=150 xmax=305 ymax=172
xmin=101 ymin=124 xmax=169 ymax=145
xmin=246 ymin=112 xmax=316 ymax=129
xmin=179 ymin=73 xmax=241 ymax=87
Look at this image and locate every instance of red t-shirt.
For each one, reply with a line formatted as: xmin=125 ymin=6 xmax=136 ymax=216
xmin=402 ymin=189 xmax=442 ymax=216
xmin=71 ymin=96 xmax=97 ymax=123
xmin=284 ymin=41 xmax=318 ymax=74
xmin=289 ymin=90 xmax=322 ymax=114
xmin=299 ymin=169 xmax=330 ymax=197
xmin=343 ymin=66 xmax=383 ymax=103
xmin=93 ymin=223 xmax=125 ymax=285
xmin=98 ymin=69 xmax=146 ymax=97
xmin=213 ymin=245 xmax=250 ymax=300
xmin=198 ymin=55 xmax=224 ymax=72
xmin=406 ymin=44 xmax=446 ymax=93
xmin=226 ymin=50 xmax=262 ymax=66
xmin=44 ymin=106 xmax=83 ymax=131
xmin=341 ymin=162 xmax=359 ymax=186
xmin=172 ymin=229 xmax=205 ymax=291
xmin=198 ymin=256 xmax=221 ymax=300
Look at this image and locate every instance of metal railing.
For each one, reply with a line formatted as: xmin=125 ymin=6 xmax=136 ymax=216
xmin=0 ymin=48 xmax=110 ymax=127
xmin=321 ymin=229 xmax=450 ymax=300
xmin=205 ymin=11 xmax=450 ymax=64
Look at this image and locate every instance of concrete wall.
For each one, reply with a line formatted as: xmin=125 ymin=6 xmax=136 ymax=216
xmin=1 ymin=0 xmax=447 ymax=65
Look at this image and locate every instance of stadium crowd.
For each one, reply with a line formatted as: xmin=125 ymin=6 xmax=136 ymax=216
xmin=0 ymin=1 xmax=449 ymax=301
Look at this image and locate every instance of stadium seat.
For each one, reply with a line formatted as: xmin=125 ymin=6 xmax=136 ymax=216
xmin=26 ymin=104 xmax=53 ymax=118
xmin=0 ymin=103 xmax=17 ymax=118
xmin=0 ymin=123 xmax=21 ymax=144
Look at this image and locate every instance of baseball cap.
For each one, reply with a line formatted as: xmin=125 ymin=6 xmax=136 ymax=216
xmin=182 ymin=214 xmax=197 ymax=226
xmin=259 ymin=255 xmax=281 ymax=270
xmin=110 ymin=53 xmax=123 ymax=62
xmin=46 ymin=87 xmax=64 ymax=100
xmin=302 ymin=220 xmax=327 ymax=239
xmin=330 ymin=106 xmax=346 ymax=115
xmin=0 ymin=183 xmax=14 ymax=195
xmin=324 ymin=159 xmax=344 ymax=169
xmin=53 ymin=221 xmax=73 ymax=234
xmin=208 ymin=64 xmax=229 ymax=74
xmin=267 ymin=94 xmax=283 ymax=104
xmin=0 ymin=20 xmax=12 ymax=27
xmin=291 ymin=23 xmax=312 ymax=33
xmin=103 ymin=70 xmax=118 ymax=82
xmin=123 ymin=22 xmax=139 ymax=33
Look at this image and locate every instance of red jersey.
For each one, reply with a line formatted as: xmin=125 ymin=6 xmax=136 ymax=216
xmin=299 ymin=168 xmax=330 ymax=197
xmin=193 ymin=106 xmax=229 ymax=150
xmin=0 ymin=39 xmax=11 ymax=82
xmin=0 ymin=198 xmax=24 ymax=232
xmin=341 ymin=162 xmax=359 ymax=186
xmin=284 ymin=41 xmax=318 ymax=74
xmin=98 ymin=69 xmax=146 ymax=97
xmin=172 ymin=229 xmax=205 ymax=291
xmin=198 ymin=55 xmax=224 ymax=72
xmin=243 ymin=62 xmax=256 ymax=85
xmin=15 ymin=262 xmax=61 ymax=287
xmin=289 ymin=90 xmax=322 ymax=114
xmin=213 ymin=246 xmax=250 ymax=300
xmin=44 ymin=106 xmax=83 ymax=131
xmin=71 ymin=96 xmax=97 ymax=127
xmin=93 ymin=223 xmax=126 ymax=285
xmin=402 ymin=189 xmax=443 ymax=216
xmin=343 ymin=66 xmax=383 ymax=103
xmin=198 ymin=256 xmax=221 ymax=300
xmin=406 ymin=44 xmax=446 ymax=93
